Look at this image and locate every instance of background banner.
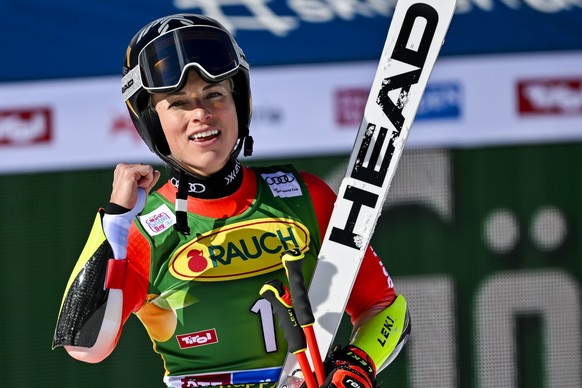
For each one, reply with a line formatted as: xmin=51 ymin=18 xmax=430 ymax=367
xmin=1 ymin=51 xmax=581 ymax=173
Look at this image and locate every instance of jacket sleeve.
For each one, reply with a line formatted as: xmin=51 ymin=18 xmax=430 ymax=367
xmin=53 ymin=213 xmax=150 ymax=363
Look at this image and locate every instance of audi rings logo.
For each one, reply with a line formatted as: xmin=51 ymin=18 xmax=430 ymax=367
xmin=188 ymin=182 xmax=207 ymax=193
xmin=171 ymin=177 xmax=207 ymax=194
xmin=261 ymin=171 xmax=302 ymax=198
xmin=265 ymin=174 xmax=295 ymax=185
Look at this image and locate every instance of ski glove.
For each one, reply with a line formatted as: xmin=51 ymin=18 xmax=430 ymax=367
xmin=320 ymin=345 xmax=377 ymax=388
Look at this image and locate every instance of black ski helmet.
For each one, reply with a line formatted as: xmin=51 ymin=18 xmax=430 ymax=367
xmin=121 ymin=14 xmax=253 ymax=171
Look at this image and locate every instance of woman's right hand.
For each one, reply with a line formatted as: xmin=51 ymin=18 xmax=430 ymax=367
xmin=110 ymin=163 xmax=161 ymax=209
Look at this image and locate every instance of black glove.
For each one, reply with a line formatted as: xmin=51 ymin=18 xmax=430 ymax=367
xmin=320 ymin=345 xmax=377 ymax=388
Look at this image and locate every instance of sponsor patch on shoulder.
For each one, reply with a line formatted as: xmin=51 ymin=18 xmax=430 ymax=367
xmin=261 ymin=171 xmax=302 ymax=198
xmin=138 ymin=204 xmax=176 ymax=236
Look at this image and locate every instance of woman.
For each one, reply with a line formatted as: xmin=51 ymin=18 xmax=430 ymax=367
xmin=54 ymin=14 xmax=410 ymax=388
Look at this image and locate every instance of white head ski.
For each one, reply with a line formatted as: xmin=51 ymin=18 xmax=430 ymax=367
xmin=278 ymin=0 xmax=457 ymax=385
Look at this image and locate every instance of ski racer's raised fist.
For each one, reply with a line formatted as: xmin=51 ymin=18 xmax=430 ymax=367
xmin=110 ymin=163 xmax=160 ymax=209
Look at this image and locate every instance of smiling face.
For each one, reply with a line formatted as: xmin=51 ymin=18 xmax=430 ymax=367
xmin=151 ymin=70 xmax=239 ymax=177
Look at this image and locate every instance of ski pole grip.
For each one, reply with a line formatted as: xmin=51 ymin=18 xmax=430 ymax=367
xmin=281 ymin=249 xmax=315 ymax=326
xmin=260 ymin=279 xmax=307 ymax=354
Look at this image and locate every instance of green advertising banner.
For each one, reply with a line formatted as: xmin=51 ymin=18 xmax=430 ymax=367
xmin=2 ymin=142 xmax=581 ymax=387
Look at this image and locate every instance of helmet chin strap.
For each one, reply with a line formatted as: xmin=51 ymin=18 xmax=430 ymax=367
xmin=241 ymin=134 xmax=254 ymax=158
xmin=174 ymin=169 xmax=191 ymax=235
xmin=228 ymin=132 xmax=253 ymax=163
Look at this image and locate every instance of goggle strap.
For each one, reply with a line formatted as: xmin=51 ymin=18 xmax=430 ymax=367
xmin=122 ymin=66 xmax=144 ymax=101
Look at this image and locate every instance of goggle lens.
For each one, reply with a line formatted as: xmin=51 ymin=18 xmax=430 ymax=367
xmin=139 ymin=25 xmax=240 ymax=92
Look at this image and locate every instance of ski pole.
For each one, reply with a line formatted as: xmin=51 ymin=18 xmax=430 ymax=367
xmin=281 ymin=249 xmax=326 ymax=386
xmin=260 ymin=279 xmax=318 ymax=388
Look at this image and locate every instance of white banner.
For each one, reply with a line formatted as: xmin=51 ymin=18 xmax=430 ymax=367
xmin=0 ymin=51 xmax=581 ymax=174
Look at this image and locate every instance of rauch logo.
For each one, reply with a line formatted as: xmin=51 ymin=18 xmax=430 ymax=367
xmin=169 ymin=218 xmax=310 ymax=282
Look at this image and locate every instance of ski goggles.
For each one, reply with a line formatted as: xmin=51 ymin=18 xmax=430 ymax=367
xmin=123 ymin=25 xmax=242 ymax=99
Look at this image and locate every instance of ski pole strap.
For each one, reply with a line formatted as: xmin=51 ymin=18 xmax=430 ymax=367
xmin=259 ymin=280 xmax=306 ymax=354
xmin=281 ymin=249 xmax=314 ymax=325
xmin=260 ymin=280 xmax=318 ymax=388
xmin=281 ymin=249 xmax=326 ymax=385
